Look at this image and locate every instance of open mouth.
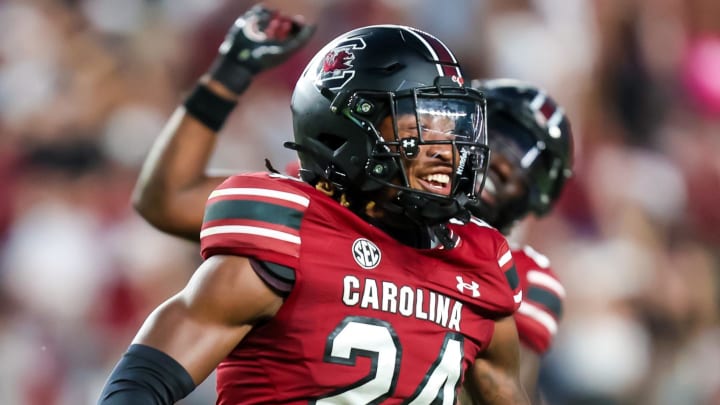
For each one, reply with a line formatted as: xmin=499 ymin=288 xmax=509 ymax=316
xmin=417 ymin=173 xmax=452 ymax=195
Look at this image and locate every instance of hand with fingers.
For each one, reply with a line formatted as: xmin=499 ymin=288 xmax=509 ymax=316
xmin=209 ymin=4 xmax=316 ymax=94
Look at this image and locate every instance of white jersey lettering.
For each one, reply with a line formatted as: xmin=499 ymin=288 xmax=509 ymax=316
xmin=342 ymin=276 xmax=463 ymax=332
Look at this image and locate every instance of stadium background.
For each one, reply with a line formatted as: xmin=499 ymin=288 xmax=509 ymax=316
xmin=0 ymin=0 xmax=718 ymax=404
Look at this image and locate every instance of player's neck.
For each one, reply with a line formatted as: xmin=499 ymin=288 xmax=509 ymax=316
xmin=358 ymin=211 xmax=433 ymax=249
xmin=376 ymin=219 xmax=433 ymax=249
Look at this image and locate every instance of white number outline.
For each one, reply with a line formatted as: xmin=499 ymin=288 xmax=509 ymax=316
xmin=311 ymin=316 xmax=464 ymax=404
xmin=313 ymin=316 xmax=401 ymax=404
xmin=404 ymin=332 xmax=464 ymax=404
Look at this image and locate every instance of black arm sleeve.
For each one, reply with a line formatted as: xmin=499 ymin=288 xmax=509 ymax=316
xmin=98 ymin=343 xmax=196 ymax=405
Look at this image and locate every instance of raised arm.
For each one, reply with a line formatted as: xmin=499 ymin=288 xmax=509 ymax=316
xmin=131 ymin=77 xmax=232 ymax=241
xmin=98 ymin=254 xmax=283 ymax=404
xmin=132 ymin=5 xmax=315 ymax=241
xmin=465 ymin=316 xmax=530 ymax=405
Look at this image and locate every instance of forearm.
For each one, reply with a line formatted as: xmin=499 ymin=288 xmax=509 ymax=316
xmin=466 ymin=364 xmax=529 ymax=405
xmin=98 ymin=344 xmax=195 ymax=405
xmin=518 ymin=345 xmax=541 ymax=404
xmin=466 ymin=317 xmax=530 ymax=405
xmin=131 ymin=79 xmax=236 ymax=239
xmin=132 ymin=4 xmax=313 ymax=240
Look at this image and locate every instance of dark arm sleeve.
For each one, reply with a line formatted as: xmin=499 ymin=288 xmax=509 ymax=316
xmin=249 ymin=258 xmax=296 ymax=295
xmin=98 ymin=343 xmax=196 ymax=405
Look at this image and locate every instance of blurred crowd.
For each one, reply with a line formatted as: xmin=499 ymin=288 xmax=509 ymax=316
xmin=0 ymin=0 xmax=718 ymax=404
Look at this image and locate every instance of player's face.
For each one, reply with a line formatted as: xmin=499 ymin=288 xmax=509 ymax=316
xmin=378 ymin=112 xmax=459 ymax=196
xmin=480 ymin=131 xmax=529 ymax=211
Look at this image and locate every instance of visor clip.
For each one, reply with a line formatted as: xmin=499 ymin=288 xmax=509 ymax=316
xmin=353 ymin=98 xmax=375 ymax=115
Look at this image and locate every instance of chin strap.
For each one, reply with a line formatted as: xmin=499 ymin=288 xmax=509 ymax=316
xmin=381 ymin=191 xmax=472 ymax=227
xmin=365 ymin=205 xmax=461 ymax=250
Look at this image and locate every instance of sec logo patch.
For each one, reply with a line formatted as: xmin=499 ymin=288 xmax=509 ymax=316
xmin=352 ymin=238 xmax=381 ymax=270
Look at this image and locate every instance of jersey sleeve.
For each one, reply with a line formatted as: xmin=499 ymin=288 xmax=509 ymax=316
xmin=455 ymin=218 xmax=523 ymax=318
xmin=513 ymin=246 xmax=565 ymax=354
xmin=497 ymin=240 xmax=523 ymax=314
xmin=200 ymin=173 xmax=310 ymax=272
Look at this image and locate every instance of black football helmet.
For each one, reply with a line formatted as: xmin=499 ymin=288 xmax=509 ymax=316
xmin=287 ymin=25 xmax=489 ymax=226
xmin=469 ymin=78 xmax=574 ymax=231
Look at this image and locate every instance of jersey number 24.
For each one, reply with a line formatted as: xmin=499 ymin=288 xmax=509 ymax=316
xmin=312 ymin=316 xmax=464 ymax=404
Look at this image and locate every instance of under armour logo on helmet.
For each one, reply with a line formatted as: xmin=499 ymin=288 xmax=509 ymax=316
xmin=401 ymin=137 xmax=419 ymax=158
xmin=402 ymin=138 xmax=416 ymax=148
xmin=456 ymin=276 xmax=480 ymax=297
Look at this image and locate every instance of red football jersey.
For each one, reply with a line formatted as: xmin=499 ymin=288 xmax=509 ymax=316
xmin=200 ymin=172 xmax=521 ymax=404
xmin=511 ymin=245 xmax=565 ymax=354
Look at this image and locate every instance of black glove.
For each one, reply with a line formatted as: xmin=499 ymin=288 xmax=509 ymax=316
xmin=209 ymin=4 xmax=316 ymax=94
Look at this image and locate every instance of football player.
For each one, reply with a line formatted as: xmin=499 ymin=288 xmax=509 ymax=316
xmin=99 ymin=6 xmax=529 ymax=405
xmin=461 ymin=79 xmax=574 ymax=404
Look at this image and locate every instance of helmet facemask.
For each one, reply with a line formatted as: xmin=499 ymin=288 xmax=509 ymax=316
xmin=338 ymin=82 xmax=490 ymax=226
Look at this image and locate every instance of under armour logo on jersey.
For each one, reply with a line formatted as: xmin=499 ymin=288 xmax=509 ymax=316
xmin=456 ymin=276 xmax=480 ymax=297
xmin=352 ymin=238 xmax=382 ymax=270
xmin=401 ymin=137 xmax=419 ymax=158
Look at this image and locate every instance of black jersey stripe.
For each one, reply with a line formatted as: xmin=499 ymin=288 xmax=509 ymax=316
xmin=526 ymin=286 xmax=563 ymax=319
xmin=204 ymin=200 xmax=303 ymax=230
xmin=504 ymin=264 xmax=519 ymax=290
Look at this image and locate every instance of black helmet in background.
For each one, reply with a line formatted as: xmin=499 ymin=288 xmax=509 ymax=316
xmin=470 ymin=78 xmax=574 ymax=232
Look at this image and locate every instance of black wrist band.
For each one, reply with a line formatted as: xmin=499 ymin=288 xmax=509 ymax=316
xmin=183 ymin=85 xmax=237 ymax=132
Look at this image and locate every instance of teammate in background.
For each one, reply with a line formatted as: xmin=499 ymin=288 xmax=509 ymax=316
xmin=99 ymin=6 xmax=529 ymax=404
xmin=460 ymin=79 xmax=574 ymax=404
